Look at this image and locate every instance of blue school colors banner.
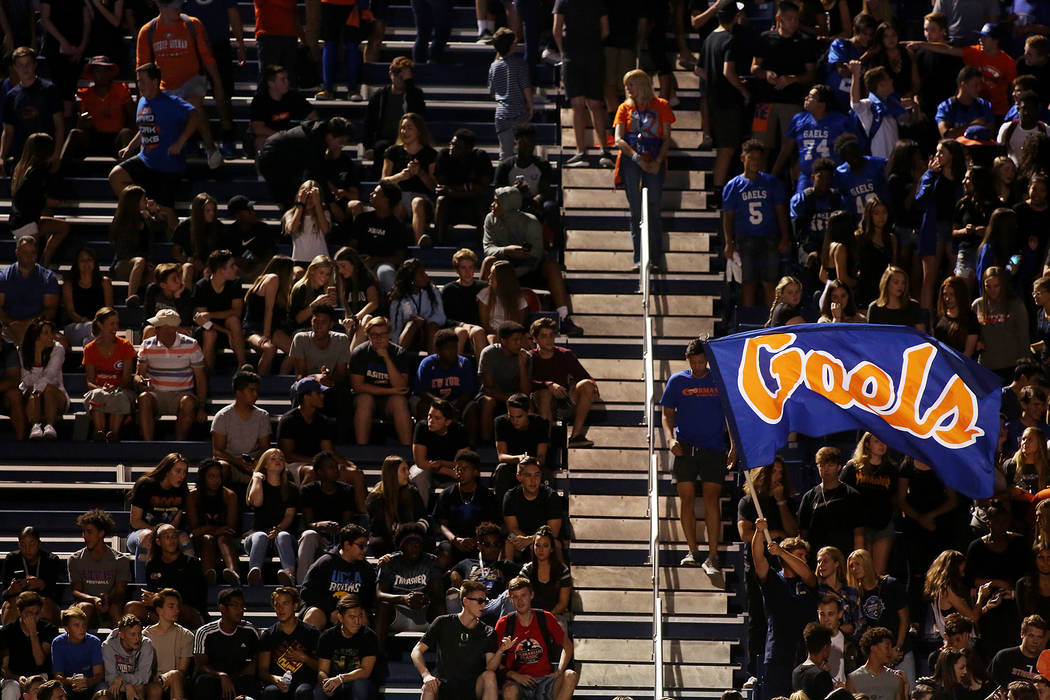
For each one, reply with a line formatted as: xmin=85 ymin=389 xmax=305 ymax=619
xmin=703 ymin=324 xmax=1000 ymax=498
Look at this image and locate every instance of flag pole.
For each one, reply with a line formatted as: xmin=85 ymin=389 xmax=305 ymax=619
xmin=743 ymin=467 xmax=772 ymax=546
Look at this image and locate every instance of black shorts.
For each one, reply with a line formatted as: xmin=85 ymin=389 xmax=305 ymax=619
xmin=671 ymin=447 xmax=727 ymax=485
xmin=117 ymin=155 xmax=180 ymax=208
xmin=563 ymin=55 xmax=603 ymax=101
xmin=709 ymin=105 xmax=747 ymax=150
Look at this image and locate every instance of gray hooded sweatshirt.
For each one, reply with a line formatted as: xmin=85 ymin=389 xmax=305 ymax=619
xmin=103 ymin=628 xmax=155 ymax=686
xmin=482 ymin=186 xmax=544 ymax=276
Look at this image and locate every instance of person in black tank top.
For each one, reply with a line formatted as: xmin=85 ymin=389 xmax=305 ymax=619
xmin=186 ymin=460 xmax=241 ymax=586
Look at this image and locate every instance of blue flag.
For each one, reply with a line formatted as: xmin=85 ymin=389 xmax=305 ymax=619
xmin=703 ymin=324 xmax=1000 ymax=498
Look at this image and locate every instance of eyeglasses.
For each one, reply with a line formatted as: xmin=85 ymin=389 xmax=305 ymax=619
xmin=465 ymin=596 xmax=488 ymax=604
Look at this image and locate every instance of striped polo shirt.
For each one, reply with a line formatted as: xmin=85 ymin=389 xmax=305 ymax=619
xmin=138 ymin=333 xmax=204 ymax=392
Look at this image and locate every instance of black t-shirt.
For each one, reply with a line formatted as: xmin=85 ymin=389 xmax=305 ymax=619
xmin=3 ymin=79 xmax=62 ymax=152
xmin=702 ymin=28 xmax=744 ymax=107
xmin=452 ymin=558 xmax=521 ymax=598
xmin=494 ymin=414 xmax=551 ymax=456
xmin=839 ymin=461 xmax=898 ymax=530
xmin=434 ymin=148 xmax=493 ymax=188
xmin=603 ymin=0 xmax=642 ymax=48
xmin=434 ymin=484 xmax=501 ymax=538
xmin=1 ymin=619 xmax=58 ymax=674
xmin=130 ymin=479 xmax=188 ymax=526
xmin=300 ymin=481 xmax=357 ymax=522
xmin=797 ymin=482 xmax=861 ymax=562
xmin=551 ymin=0 xmax=607 ymax=59
xmin=259 ymin=621 xmax=320 ymax=687
xmin=40 ymin=0 xmax=85 ymax=54
xmin=767 ymin=303 xmax=802 ymax=327
xmin=915 ymin=50 xmax=963 ymax=116
xmin=441 ymin=280 xmax=486 ymax=326
xmin=412 ymin=421 xmax=469 ymax=463
xmin=277 ymin=408 xmax=337 ymax=460
xmin=753 ymin=30 xmax=811 ymax=103
xmin=899 ymin=461 xmax=950 ymax=515
xmin=1 ymin=549 xmax=64 ymax=602
xmin=866 ymin=300 xmax=922 ymax=327
xmin=9 ymin=165 xmax=50 ymax=230
xmin=760 ymin=570 xmax=816 ymax=662
xmin=502 ymin=485 xmax=562 ymax=535
xmin=194 ymin=276 xmax=242 ymax=313
xmin=421 ymin=614 xmax=496 ymax=686
xmin=990 ymin=646 xmax=1041 ymax=687
xmin=250 ymin=89 xmax=314 ymax=132
xmin=348 ymin=342 xmax=413 ymax=388
xmin=251 ymin=481 xmax=299 ymax=533
xmin=793 ymin=661 xmax=833 ymax=700
xmin=965 ymin=534 xmax=1029 ymax=591
xmin=301 ymin=553 xmax=377 ymax=614
xmin=349 ymin=211 xmax=411 ymax=259
xmin=195 ymin=621 xmax=259 ymax=674
xmin=230 ymin=220 xmax=278 ymax=262
xmin=145 ymin=553 xmax=207 ymax=613
xmin=383 ymin=145 xmax=438 ymax=194
xmin=856 ymin=576 xmax=907 ymax=640
xmin=1017 ymin=57 xmax=1050 ymax=104
xmin=316 ymin=625 xmax=378 ymax=674
xmin=934 ymin=311 xmax=980 ymax=353
xmin=143 ymin=283 xmax=196 ymax=328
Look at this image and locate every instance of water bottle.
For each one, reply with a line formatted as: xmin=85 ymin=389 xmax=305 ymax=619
xmin=282 ymin=670 xmax=293 ymax=686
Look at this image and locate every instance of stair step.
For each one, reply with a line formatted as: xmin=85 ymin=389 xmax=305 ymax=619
xmin=576 ymin=589 xmax=728 ymax=615
xmin=563 ymin=188 xmax=708 ymax=212
xmin=578 ymin=662 xmax=733 ymax=690
xmin=566 ymin=229 xmax=712 ymax=252
xmin=575 ymin=638 xmax=733 ymax=664
xmin=574 ymin=565 xmax=729 ymax=593
xmin=564 ymin=250 xmax=713 ymax=273
xmin=570 ymin=294 xmax=713 ymax=316
xmin=563 ymin=169 xmax=707 ymax=190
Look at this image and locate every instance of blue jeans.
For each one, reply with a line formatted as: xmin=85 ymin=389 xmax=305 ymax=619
xmin=128 ymin=528 xmax=194 ymax=583
xmin=243 ymin=530 xmax=297 ymax=572
xmin=619 ymin=157 xmax=665 ymax=266
xmin=313 ymin=679 xmax=374 ymax=700
xmin=410 ymin=0 xmax=451 ymax=63
xmin=263 ymin=682 xmax=315 ymax=700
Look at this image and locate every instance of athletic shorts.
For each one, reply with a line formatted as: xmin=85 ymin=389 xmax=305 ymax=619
xmin=671 ymin=447 xmax=727 ymax=484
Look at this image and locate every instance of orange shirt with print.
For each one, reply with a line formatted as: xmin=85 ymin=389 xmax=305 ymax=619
xmin=135 ymin=15 xmax=217 ymax=91
xmin=77 ymin=81 xmax=133 ymax=134
xmin=253 ymin=0 xmax=298 ymax=36
xmin=962 ymin=46 xmax=1017 ymax=116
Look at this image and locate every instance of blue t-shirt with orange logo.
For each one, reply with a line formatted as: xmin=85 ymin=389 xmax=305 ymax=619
xmin=658 ymin=369 xmax=727 ymax=450
xmin=135 ymin=92 xmax=194 ymax=173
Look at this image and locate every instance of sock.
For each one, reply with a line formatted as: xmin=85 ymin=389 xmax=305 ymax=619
xmin=557 ymin=305 xmax=568 ymax=320
xmin=321 ymin=43 xmax=338 ymax=91
xmin=477 ymin=19 xmax=486 ymax=32
xmin=483 ymin=19 xmax=495 ymax=32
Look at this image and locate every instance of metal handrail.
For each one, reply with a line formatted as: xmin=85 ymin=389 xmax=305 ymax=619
xmin=640 ymin=187 xmax=664 ymax=697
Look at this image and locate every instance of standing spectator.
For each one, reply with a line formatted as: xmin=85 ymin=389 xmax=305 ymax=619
xmin=135 ymin=0 xmax=227 ymax=167
xmin=315 ymin=0 xmax=369 ymax=101
xmin=1017 ymin=36 xmax=1050 ymax=102
xmin=934 ymin=276 xmax=979 ymax=357
xmin=798 ymin=446 xmax=864 ymax=562
xmin=494 ymin=577 xmax=578 ymax=700
xmin=296 ymin=452 xmax=359 ymax=582
xmin=126 ymin=453 xmax=191 ymax=584
xmin=38 ymin=0 xmax=90 ymax=118
xmin=935 ymin=66 xmax=994 ymax=138
xmin=792 ymin=622 xmax=834 ymax=700
xmin=192 ymin=587 xmax=261 ymax=700
xmin=349 ymin=316 xmax=413 ymax=445
xmin=492 ymin=393 xmax=550 ymax=501
xmin=529 ymin=316 xmax=598 ymax=448
xmin=257 ymin=587 xmax=318 ymax=700
xmin=283 ymin=181 xmax=332 ymax=268
xmin=931 ymin=0 xmax=999 ymax=47
xmin=751 ymin=519 xmax=817 ymax=700
xmin=553 ymin=0 xmax=613 ymax=168
xmin=388 ymin=259 xmax=446 ymax=351
xmin=300 ymin=523 xmax=376 ymax=632
xmin=439 ymin=250 xmax=488 ymax=358
xmin=849 ymin=63 xmax=912 ymax=161
xmin=346 ymin=182 xmax=411 ymax=293
xmin=258 ymin=118 xmax=353 ymax=212
xmin=108 ymin=64 xmax=200 ymax=225
xmin=1 ymin=527 xmax=63 ymax=625
xmin=249 ymin=65 xmax=318 ymax=156
xmin=774 ymin=85 xmax=853 ymax=195
xmin=846 ymin=627 xmax=908 ymax=700
xmin=0 ymin=236 xmax=60 ymax=346
xmin=244 ymin=449 xmax=299 ymax=587
xmin=136 ymin=308 xmax=208 ymax=442
xmin=973 ymin=266 xmax=1030 ymax=378
xmin=824 ymin=14 xmax=877 ymax=112
xmin=477 ymin=322 xmax=531 ymax=442
xmin=410 ymin=397 xmax=469 ymax=508
xmin=818 ymin=595 xmax=861 ymax=682
xmin=380 ymin=113 xmax=438 ymax=246
xmin=8 ymin=133 xmax=69 ymax=267
xmin=845 ymin=550 xmax=911 ymax=681
xmin=841 ymin=433 xmax=898 ymax=575
xmin=659 ymin=337 xmax=734 ymax=573
xmin=998 ymin=91 xmax=1049 ymax=164
xmin=102 ymin=615 xmax=159 ymax=700
xmin=254 ymin=0 xmax=299 ymax=86
xmin=183 ymin=0 xmax=245 ymax=152
xmin=434 ymin=450 xmax=501 ymax=567
xmin=488 ymin=28 xmax=532 ymax=161
xmin=315 ymin=595 xmax=377 ymax=699
xmin=0 ymin=48 xmax=63 ymax=173
xmin=914 ymin=13 xmax=965 ymax=126
xmin=409 ymin=580 xmax=501 ymax=700
xmin=866 ymin=266 xmax=923 ymax=329
xmin=363 ymin=57 xmax=426 ymax=169
xmin=750 ymin=1 xmax=815 ymax=160
xmin=433 ymin=129 xmax=493 ymax=245
xmin=834 ymin=133 xmax=889 ymax=219
xmin=375 ymin=523 xmax=445 ymax=650
xmin=917 ymin=139 xmax=967 ymax=311
xmin=50 ymin=606 xmax=106 ymax=700
xmin=18 ymin=319 xmax=67 ymax=441
xmin=186 ymin=460 xmax=241 ymax=586
xmin=722 ymin=139 xmax=790 ymax=307
xmin=142 ymin=588 xmax=193 ymax=700
xmin=0 ymin=591 xmax=58 ymax=697
xmin=502 ymin=457 xmax=562 ymax=563
xmin=62 ymin=249 xmax=114 ymax=348
xmin=194 ymin=249 xmax=246 ymax=371
xmin=700 ymin=1 xmax=749 ymax=199
xmin=613 ymin=69 xmax=675 ymax=271
xmin=364 ymin=456 xmax=429 ymax=556
xmin=68 ymin=510 xmax=130 ymax=627
xmin=210 ymin=368 xmax=272 ymax=487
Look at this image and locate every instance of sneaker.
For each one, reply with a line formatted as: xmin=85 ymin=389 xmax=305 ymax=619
xmin=314 ymin=89 xmax=336 ymax=100
xmin=564 ymin=151 xmax=587 ymax=167
xmin=277 ymin=569 xmax=296 ymax=586
xmin=680 ymin=551 xmax=701 ymax=567
xmin=598 ymin=151 xmax=615 ymax=169
xmin=743 ymin=677 xmax=758 ymax=689
xmin=349 ymin=92 xmax=363 ymax=102
xmin=560 ymin=317 xmax=584 ymax=337
xmin=568 ymin=435 xmax=594 ymax=448
xmin=476 ymin=29 xmax=493 ymax=43
xmin=204 ymin=568 xmax=217 ymax=586
xmin=541 ymin=47 xmax=563 ymax=65
xmin=417 ymin=233 xmax=433 ymax=249
xmin=701 ymin=557 xmax=720 ymax=575
xmin=29 ymin=423 xmax=43 ymax=441
xmin=42 ymin=424 xmax=57 ymax=440
xmin=699 ymin=134 xmax=714 ymax=149
xmin=205 ymin=144 xmax=223 ymax=169
xmin=247 ymin=566 xmax=262 ymax=586
xmin=219 ymin=139 xmax=237 ymax=158
xmin=125 ymin=294 xmax=141 ymax=308
xmin=222 ymin=568 xmax=241 ymax=586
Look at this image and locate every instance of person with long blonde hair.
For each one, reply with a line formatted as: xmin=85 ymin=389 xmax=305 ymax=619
xmin=1004 ymin=426 xmax=1050 ymax=494
xmin=815 ymin=546 xmax=859 ymax=634
xmin=381 ymin=113 xmax=438 ymax=245
xmin=841 ymin=433 xmax=898 ymax=575
xmin=283 ymin=179 xmax=331 ymax=266
xmin=243 ymin=448 xmax=298 ymax=586
xmin=288 ymin=255 xmax=336 ymax=331
xmin=847 ymin=548 xmax=911 ymax=679
xmin=765 ymin=276 xmax=806 ymax=327
xmin=478 ymin=260 xmax=527 ymax=344
xmin=867 ymin=265 xmax=923 ymax=330
xmin=924 ymin=549 xmax=992 ymax=625
xmin=613 ymin=69 xmax=675 ymax=271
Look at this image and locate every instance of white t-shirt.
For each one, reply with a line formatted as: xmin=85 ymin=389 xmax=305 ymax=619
xmin=288 ymin=212 xmax=332 ymax=263
xmin=850 ymin=99 xmax=899 ymax=161
xmin=829 ymin=630 xmax=846 ymax=682
xmin=997 ymin=120 xmax=1050 ymax=164
xmin=477 ymin=286 xmax=528 ymax=329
